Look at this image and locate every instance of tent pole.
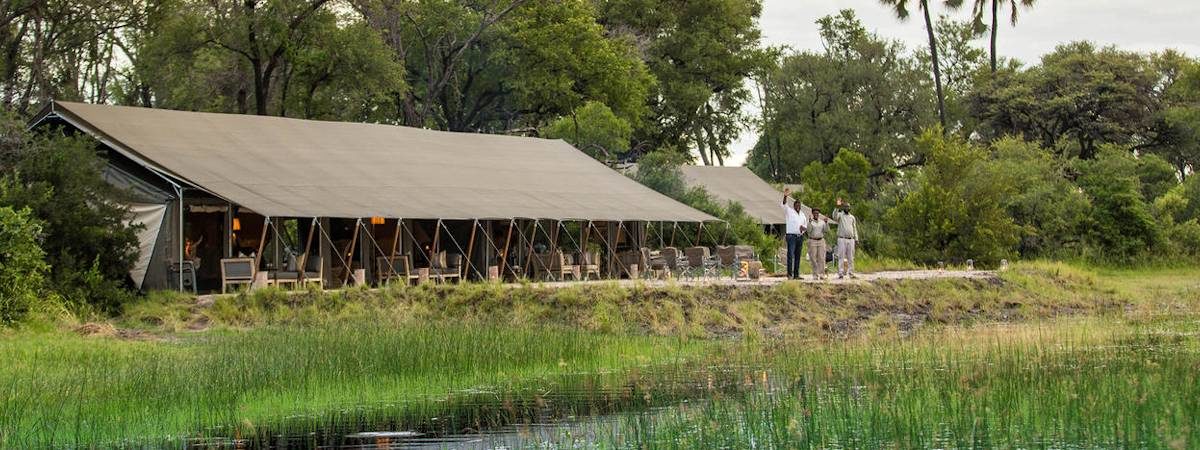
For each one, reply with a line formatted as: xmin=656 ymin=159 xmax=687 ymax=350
xmin=297 ymin=218 xmax=316 ymax=286
xmin=465 ymin=220 xmax=478 ymax=279
xmin=477 ymin=220 xmax=521 ymax=281
xmin=341 ymin=218 xmax=362 ymax=287
xmin=436 ymin=219 xmax=483 ymax=280
xmin=176 ymin=186 xmax=184 ymax=291
xmin=499 ymin=219 xmax=515 ymax=280
xmin=670 ymin=221 xmax=678 ymax=247
xmin=254 ymin=216 xmax=270 ymax=272
xmin=388 ymin=219 xmax=403 ymax=282
xmin=432 ymin=219 xmax=442 ymax=255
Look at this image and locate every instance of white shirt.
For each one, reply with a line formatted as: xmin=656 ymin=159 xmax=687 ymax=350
xmin=781 ymin=200 xmax=807 ymax=235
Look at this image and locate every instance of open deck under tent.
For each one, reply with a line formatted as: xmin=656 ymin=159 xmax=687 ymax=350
xmin=31 ymin=101 xmax=719 ymax=293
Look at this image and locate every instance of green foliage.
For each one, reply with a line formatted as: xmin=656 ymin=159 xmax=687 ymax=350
xmin=989 ymin=138 xmax=1090 ymax=257
xmin=0 ymin=124 xmax=139 ymax=314
xmin=1073 ymin=147 xmax=1159 ymax=259
xmin=0 ymin=206 xmax=47 ymax=324
xmin=797 ymin=149 xmax=871 ymax=212
xmin=541 ymin=101 xmax=633 ymax=160
xmin=970 ymin=42 xmax=1157 ymax=159
xmin=885 ymin=131 xmax=1019 ymax=266
xmin=1135 ymin=153 xmax=1179 ymax=202
xmin=597 ymin=0 xmax=764 ymax=165
xmin=748 ymin=10 xmax=934 ymax=180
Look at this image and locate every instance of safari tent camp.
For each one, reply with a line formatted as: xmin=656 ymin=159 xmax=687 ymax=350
xmin=30 ymin=101 xmax=717 ymax=292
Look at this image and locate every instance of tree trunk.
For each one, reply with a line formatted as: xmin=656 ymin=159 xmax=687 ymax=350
xmin=921 ymin=0 xmax=948 ymax=132
xmin=990 ymin=0 xmax=998 ymax=73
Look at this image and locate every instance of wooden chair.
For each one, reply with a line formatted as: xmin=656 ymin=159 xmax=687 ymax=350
xmin=220 ymin=258 xmax=256 ymax=293
xmin=430 ymin=251 xmax=463 ymax=283
xmin=273 ymin=254 xmax=324 ymax=289
xmin=683 ymin=246 xmax=717 ymax=280
xmin=575 ymin=251 xmax=601 ymax=280
xmin=533 ymin=250 xmax=575 ymax=281
xmin=377 ymin=255 xmax=419 ymax=285
xmin=661 ymin=247 xmax=685 ymax=278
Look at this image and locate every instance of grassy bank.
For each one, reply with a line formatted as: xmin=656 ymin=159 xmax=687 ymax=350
xmin=112 ymin=261 xmax=1192 ymax=339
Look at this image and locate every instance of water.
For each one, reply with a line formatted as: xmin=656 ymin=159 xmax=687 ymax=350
xmin=183 ymin=366 xmax=776 ymax=449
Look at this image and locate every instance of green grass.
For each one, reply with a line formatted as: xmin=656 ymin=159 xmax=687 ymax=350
xmin=0 ymin=322 xmax=706 ymax=448
xmin=605 ymin=315 xmax=1200 ymax=448
xmin=2 ymin=262 xmax=1196 ymax=448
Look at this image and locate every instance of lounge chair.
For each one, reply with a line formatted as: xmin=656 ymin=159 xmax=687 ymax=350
xmin=717 ymin=245 xmax=757 ymax=280
xmin=683 ymin=246 xmax=717 ymax=280
xmin=273 ymin=254 xmax=324 ymax=289
xmin=219 ymin=257 xmax=255 ymax=293
xmin=660 ymin=247 xmax=686 ymax=279
xmin=377 ymin=255 xmax=419 ymax=285
xmin=430 ymin=251 xmax=463 ymax=283
xmin=575 ymin=251 xmax=601 ymax=280
xmin=533 ymin=250 xmax=575 ymax=281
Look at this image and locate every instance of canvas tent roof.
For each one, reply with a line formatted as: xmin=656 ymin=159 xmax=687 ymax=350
xmin=42 ymin=101 xmax=715 ymax=222
xmin=678 ymin=166 xmax=785 ymax=225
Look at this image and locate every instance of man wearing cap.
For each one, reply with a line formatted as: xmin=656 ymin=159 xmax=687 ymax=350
xmin=832 ymin=198 xmax=859 ymax=279
xmin=781 ymin=188 xmax=807 ymax=279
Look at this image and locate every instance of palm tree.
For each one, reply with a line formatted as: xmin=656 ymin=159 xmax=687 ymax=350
xmin=878 ymin=0 xmax=964 ymax=132
xmin=973 ymin=0 xmax=1036 ymax=73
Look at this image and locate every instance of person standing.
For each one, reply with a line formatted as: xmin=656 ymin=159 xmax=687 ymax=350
xmin=832 ymin=198 xmax=858 ymax=279
xmin=807 ymin=208 xmax=830 ymax=280
xmin=781 ymin=188 xmax=807 ymax=279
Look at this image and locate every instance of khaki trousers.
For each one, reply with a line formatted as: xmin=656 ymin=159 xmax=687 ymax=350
xmin=837 ymin=237 xmax=856 ymax=275
xmin=807 ymin=239 xmax=826 ymax=277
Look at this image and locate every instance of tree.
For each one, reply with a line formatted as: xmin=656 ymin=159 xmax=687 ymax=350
xmin=970 ymin=42 xmax=1156 ymax=159
xmin=885 ymin=130 xmax=1019 ymax=266
xmin=1144 ymin=52 xmax=1200 ymax=178
xmin=796 ymin=149 xmax=871 ymax=212
xmin=971 ymin=0 xmax=1035 ymax=74
xmin=989 ymin=137 xmax=1090 ymax=256
xmin=0 ymin=121 xmax=139 ymax=312
xmin=747 ymin=10 xmax=935 ymax=182
xmin=597 ymin=0 xmax=764 ymax=165
xmin=1073 ymin=146 xmax=1159 ymax=258
xmin=353 ymin=0 xmax=651 ymax=133
xmin=542 ymin=101 xmax=633 ymax=161
xmin=0 ymin=205 xmax=46 ymax=324
xmin=917 ymin=15 xmax=987 ymax=132
xmin=878 ymin=0 xmax=966 ymax=132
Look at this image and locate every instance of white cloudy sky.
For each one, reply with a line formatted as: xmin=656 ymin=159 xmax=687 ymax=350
xmin=721 ymin=0 xmax=1200 ymax=166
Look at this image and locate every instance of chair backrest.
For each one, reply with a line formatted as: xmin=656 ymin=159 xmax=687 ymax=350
xmin=661 ymin=247 xmax=681 ymax=269
xmin=716 ymin=245 xmax=736 ymax=265
xmin=444 ymin=253 xmax=463 ymax=269
xmin=221 ymin=258 xmax=255 ymax=281
xmin=684 ymin=246 xmax=709 ymax=268
xmin=733 ymin=245 xmax=756 ymax=261
xmin=305 ymin=254 xmax=323 ymax=274
xmin=430 ymin=251 xmax=447 ymax=269
xmin=377 ymin=255 xmax=411 ymax=277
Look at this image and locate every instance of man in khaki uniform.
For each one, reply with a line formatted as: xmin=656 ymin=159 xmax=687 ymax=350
xmin=832 ymin=198 xmax=858 ymax=279
xmin=806 ymin=208 xmax=830 ymax=280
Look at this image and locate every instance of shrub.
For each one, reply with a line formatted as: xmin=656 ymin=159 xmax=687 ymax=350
xmin=0 ymin=206 xmax=47 ymax=324
xmin=1073 ymin=147 xmax=1159 ymax=259
xmin=885 ymin=131 xmax=1019 ymax=267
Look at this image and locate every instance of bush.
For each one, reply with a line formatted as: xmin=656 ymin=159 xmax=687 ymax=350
xmin=989 ymin=138 xmax=1091 ymax=257
xmin=0 ymin=206 xmax=47 ymax=324
xmin=1073 ymin=147 xmax=1159 ymax=259
xmin=885 ymin=131 xmax=1019 ymax=267
xmin=0 ymin=121 xmax=140 ymax=314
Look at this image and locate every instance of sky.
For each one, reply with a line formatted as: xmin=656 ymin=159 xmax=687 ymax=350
xmin=721 ymin=0 xmax=1200 ymax=166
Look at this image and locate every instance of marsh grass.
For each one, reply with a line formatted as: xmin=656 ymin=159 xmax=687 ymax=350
xmin=610 ymin=316 xmax=1200 ymax=448
xmin=0 ymin=322 xmax=707 ymax=448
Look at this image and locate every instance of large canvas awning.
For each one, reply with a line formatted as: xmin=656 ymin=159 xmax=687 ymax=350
xmin=42 ymin=102 xmax=715 ymax=222
xmin=678 ymin=166 xmax=785 ymax=225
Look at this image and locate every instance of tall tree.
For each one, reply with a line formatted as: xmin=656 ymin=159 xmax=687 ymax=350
xmin=971 ymin=0 xmax=1034 ymax=74
xmin=747 ymin=10 xmax=935 ymax=182
xmin=596 ymin=0 xmax=764 ymax=165
xmin=878 ymin=0 xmax=964 ymax=132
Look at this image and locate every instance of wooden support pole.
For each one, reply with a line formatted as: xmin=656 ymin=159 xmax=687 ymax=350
xmin=297 ymin=217 xmax=316 ymax=285
xmin=387 ymin=218 xmax=403 ymax=281
xmin=464 ymin=220 xmax=478 ymax=279
xmin=499 ymin=219 xmax=515 ymax=279
xmin=340 ymin=218 xmax=362 ymax=286
xmin=254 ymin=216 xmax=270 ymax=271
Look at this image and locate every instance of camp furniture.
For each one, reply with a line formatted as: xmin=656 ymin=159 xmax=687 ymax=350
xmin=533 ymin=250 xmax=575 ymax=281
xmin=377 ymin=255 xmax=420 ymax=285
xmin=219 ymin=258 xmax=255 ymax=293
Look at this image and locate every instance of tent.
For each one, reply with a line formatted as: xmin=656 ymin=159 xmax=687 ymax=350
xmin=32 ymin=101 xmax=716 ymax=290
xmin=678 ymin=165 xmax=787 ymax=226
